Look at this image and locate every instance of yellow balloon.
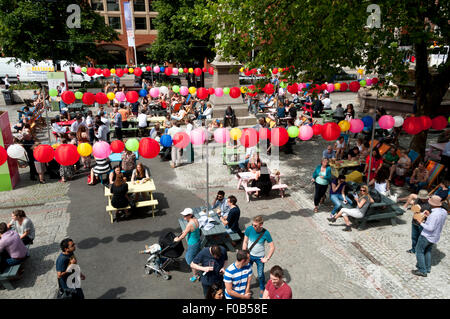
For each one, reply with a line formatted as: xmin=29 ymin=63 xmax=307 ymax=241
xmin=52 ymin=143 xmax=60 ymax=149
xmin=240 ymin=67 xmax=244 ymax=73
xmin=129 ymin=68 xmax=134 ymax=74
xmin=338 ymin=120 xmax=350 ymax=132
xmin=110 ymin=68 xmax=116 ymax=74
xmin=230 ymin=128 xmax=242 ymax=141
xmin=189 ymin=86 xmax=196 ymax=94
xmin=334 ymin=83 xmax=341 ymax=90
xmin=107 ymin=92 xmax=115 ymax=100
xmin=77 ymin=143 xmax=92 ymax=157
xmin=188 ymin=68 xmax=194 ymax=73
xmin=357 ymin=69 xmax=364 ymax=75
xmin=240 ymin=86 xmax=248 ymax=93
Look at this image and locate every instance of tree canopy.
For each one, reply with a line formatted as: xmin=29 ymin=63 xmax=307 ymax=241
xmin=146 ymin=0 xmax=215 ymax=64
xmin=0 ymin=0 xmax=118 ymax=64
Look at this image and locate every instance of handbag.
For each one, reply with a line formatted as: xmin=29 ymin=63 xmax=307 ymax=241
xmin=248 ymin=228 xmax=266 ymax=253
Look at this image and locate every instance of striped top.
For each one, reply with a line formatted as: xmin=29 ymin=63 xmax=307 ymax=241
xmin=93 ymin=157 xmax=111 ymax=175
xmin=223 ymin=262 xmax=253 ymax=299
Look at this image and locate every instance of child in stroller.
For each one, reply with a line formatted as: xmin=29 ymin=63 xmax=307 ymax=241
xmin=139 ymin=232 xmax=184 ymax=280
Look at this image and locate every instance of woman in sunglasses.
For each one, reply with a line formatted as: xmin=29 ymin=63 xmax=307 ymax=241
xmin=327 ymin=185 xmax=374 ymax=232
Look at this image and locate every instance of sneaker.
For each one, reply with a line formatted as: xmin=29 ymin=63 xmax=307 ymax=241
xmin=411 ymin=270 xmax=427 ymax=277
xmin=189 ymin=276 xmax=198 ymax=282
xmin=342 ymin=225 xmax=352 ymax=232
xmin=327 ymin=217 xmax=336 ymax=223
xmin=406 ymin=249 xmax=415 ymax=254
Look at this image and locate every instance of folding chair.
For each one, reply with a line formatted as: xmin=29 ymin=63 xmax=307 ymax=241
xmin=378 ymin=143 xmax=391 ymax=156
xmin=425 ymin=160 xmax=445 ymax=189
xmin=408 ymin=149 xmax=420 ymax=165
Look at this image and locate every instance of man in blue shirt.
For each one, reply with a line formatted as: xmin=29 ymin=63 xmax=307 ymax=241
xmin=322 ymin=145 xmax=336 ymax=159
xmin=223 ymin=250 xmax=252 ymax=299
xmin=212 ymin=190 xmax=230 ymax=218
xmin=219 ymin=195 xmax=242 ymax=240
xmin=242 ymin=215 xmax=275 ymax=298
xmin=56 ymin=238 xmax=85 ymax=298
xmin=112 ymin=106 xmax=123 ymax=141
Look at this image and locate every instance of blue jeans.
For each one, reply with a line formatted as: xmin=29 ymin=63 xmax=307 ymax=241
xmin=406 ymin=178 xmax=427 ymax=193
xmin=6 ymin=257 xmax=24 ymax=266
xmin=330 ymin=194 xmax=353 ymax=215
xmin=249 ymin=255 xmax=265 ymax=292
xmin=185 ymin=241 xmax=201 ymax=266
xmin=410 ymin=222 xmax=423 ymax=253
xmin=239 ymin=159 xmax=249 ymax=169
xmin=415 ymin=235 xmax=433 ymax=274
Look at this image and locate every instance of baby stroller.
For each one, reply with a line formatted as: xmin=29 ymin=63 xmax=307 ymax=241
xmin=140 ymin=232 xmax=184 ymax=280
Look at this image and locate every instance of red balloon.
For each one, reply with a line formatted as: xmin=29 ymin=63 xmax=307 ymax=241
xmin=197 ymin=87 xmax=208 ymax=100
xmin=240 ymin=128 xmax=258 ymax=148
xmin=82 ymin=92 xmax=96 ymax=105
xmin=229 ymin=87 xmax=241 ymax=99
xmin=164 ymin=67 xmax=172 ymax=76
xmin=340 ymin=82 xmax=348 ymax=91
xmin=321 ymin=122 xmax=341 ymax=141
xmin=139 ymin=138 xmax=159 ymax=159
xmin=123 ymin=68 xmax=129 ymax=74
xmin=95 ymin=92 xmax=108 ymax=105
xmin=116 ymin=68 xmax=124 ymax=77
xmin=208 ymin=87 xmax=215 ymax=95
xmin=271 ymin=127 xmax=289 ymax=146
xmin=431 ymin=116 xmax=447 ymax=130
xmin=110 ymin=140 xmax=125 ymax=153
xmin=258 ymin=128 xmax=271 ymax=141
xmin=419 ymin=116 xmax=432 ymax=130
xmin=202 ymin=67 xmax=207 ymax=72
xmin=183 ymin=68 xmax=188 ymax=73
xmin=86 ymin=67 xmax=95 ymax=76
xmin=263 ymin=83 xmax=274 ymax=95
xmin=194 ymin=68 xmax=202 ymax=76
xmin=0 ymin=146 xmax=7 ymax=166
xmin=126 ymin=91 xmax=139 ymax=103
xmin=272 ymin=68 xmax=278 ymax=74
xmin=320 ymin=83 xmax=328 ymax=91
xmin=371 ymin=77 xmax=379 ymax=84
xmin=173 ymin=132 xmax=190 ymax=149
xmin=312 ymin=124 xmax=323 ymax=135
xmin=95 ymin=68 xmax=102 ymax=75
xmin=55 ymin=144 xmax=79 ymax=166
xmin=102 ymin=68 xmax=111 ymax=77
xmin=33 ymin=144 xmax=54 ymax=163
xmin=245 ymin=69 xmax=252 ymax=76
xmin=287 ymin=83 xmax=298 ymax=94
xmin=134 ymin=68 xmax=142 ymax=76
xmin=208 ymin=67 xmax=214 ymax=75
xmin=403 ymin=117 xmax=423 ymax=135
xmin=349 ymin=81 xmax=361 ymax=92
xmin=61 ymin=91 xmax=76 ymax=104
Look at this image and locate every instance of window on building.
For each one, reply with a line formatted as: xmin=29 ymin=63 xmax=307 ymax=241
xmin=134 ymin=0 xmax=146 ymax=12
xmin=148 ymin=0 xmax=154 ymax=12
xmin=150 ymin=18 xmax=156 ymax=30
xmin=107 ymin=0 xmax=120 ymax=11
xmin=135 ymin=17 xmax=147 ymax=30
xmin=108 ymin=16 xmax=121 ymax=29
xmin=91 ymin=0 xmax=104 ymax=11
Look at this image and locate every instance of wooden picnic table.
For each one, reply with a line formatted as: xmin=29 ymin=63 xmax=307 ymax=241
xmin=177 ymin=206 xmax=238 ymax=252
xmin=104 ymin=180 xmax=158 ymax=223
xmin=329 ymin=160 xmax=360 ymax=177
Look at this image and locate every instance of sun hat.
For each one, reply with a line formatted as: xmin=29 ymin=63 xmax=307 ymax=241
xmin=180 ymin=208 xmax=193 ymax=216
xmin=417 ymin=189 xmax=429 ymax=200
xmin=428 ymin=195 xmax=442 ymax=207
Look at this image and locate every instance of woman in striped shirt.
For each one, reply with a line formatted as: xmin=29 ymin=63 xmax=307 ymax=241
xmin=88 ymin=157 xmax=111 ymax=185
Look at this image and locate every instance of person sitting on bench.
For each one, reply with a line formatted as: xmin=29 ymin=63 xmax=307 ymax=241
xmin=0 ymin=222 xmax=28 ymax=272
xmin=7 ymin=209 xmax=35 ymax=245
xmin=327 ymin=185 xmax=374 ymax=232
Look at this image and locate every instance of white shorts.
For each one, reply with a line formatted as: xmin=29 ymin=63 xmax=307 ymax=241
xmin=341 ymin=208 xmax=364 ymax=219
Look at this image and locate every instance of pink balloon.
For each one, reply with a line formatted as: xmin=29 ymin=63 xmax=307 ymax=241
xmin=190 ymin=128 xmax=206 ymax=145
xmin=215 ymin=88 xmax=223 ymax=97
xmin=378 ymin=115 xmax=395 ymax=129
xmin=172 ymin=68 xmax=179 ymax=75
xmin=366 ymin=78 xmax=372 ymax=86
xmin=115 ymin=91 xmax=125 ymax=102
xmin=298 ymin=125 xmax=314 ymax=141
xmin=214 ymin=128 xmax=230 ymax=144
xmin=327 ymin=83 xmax=335 ymax=93
xmin=349 ymin=119 xmax=364 ymax=133
xmin=150 ymin=87 xmax=160 ymax=98
xmin=180 ymin=86 xmax=189 ymax=96
xmin=92 ymin=141 xmax=111 ymax=159
xmin=298 ymin=83 xmax=305 ymax=89
xmin=153 ymin=66 xmax=160 ymax=73
xmin=74 ymin=66 xmax=82 ymax=74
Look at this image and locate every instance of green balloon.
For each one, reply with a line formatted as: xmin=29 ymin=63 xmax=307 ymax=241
xmin=178 ymin=68 xmax=183 ymax=73
xmin=448 ymin=116 xmax=450 ymax=124
xmin=75 ymin=91 xmax=83 ymax=99
xmin=287 ymin=126 xmax=299 ymax=138
xmin=172 ymin=85 xmax=180 ymax=93
xmin=360 ymin=80 xmax=366 ymax=87
xmin=81 ymin=67 xmax=87 ymax=73
xmin=223 ymin=87 xmax=230 ymax=94
xmin=49 ymin=89 xmax=58 ymax=97
xmin=125 ymin=138 xmax=139 ymax=152
xmin=280 ymin=82 xmax=287 ymax=89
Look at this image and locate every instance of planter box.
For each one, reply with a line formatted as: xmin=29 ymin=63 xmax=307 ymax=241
xmin=0 ymin=111 xmax=20 ymax=191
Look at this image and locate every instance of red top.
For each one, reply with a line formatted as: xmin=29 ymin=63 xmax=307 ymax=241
xmin=56 ymin=120 xmax=76 ymax=126
xmin=265 ymin=279 xmax=292 ymax=299
xmin=365 ymin=155 xmax=383 ymax=180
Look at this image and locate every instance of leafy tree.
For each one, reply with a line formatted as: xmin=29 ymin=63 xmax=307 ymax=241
xmin=146 ymin=0 xmax=215 ymax=65
xmin=0 ymin=0 xmax=118 ymax=64
xmin=201 ymin=0 xmax=450 ymax=155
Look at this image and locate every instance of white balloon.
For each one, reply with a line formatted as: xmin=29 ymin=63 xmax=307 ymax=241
xmin=394 ymin=116 xmax=404 ymax=127
xmin=141 ymin=67 xmax=146 ymax=72
xmin=7 ymin=144 xmax=26 ymax=159
xmin=160 ymin=86 xmax=169 ymax=95
xmin=278 ymin=88 xmax=285 ymax=96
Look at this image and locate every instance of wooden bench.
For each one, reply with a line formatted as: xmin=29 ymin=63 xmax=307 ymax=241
xmin=0 ymin=245 xmax=30 ymax=290
xmin=243 ymin=184 xmax=288 ymax=202
xmin=106 ymin=199 xmax=159 ymax=223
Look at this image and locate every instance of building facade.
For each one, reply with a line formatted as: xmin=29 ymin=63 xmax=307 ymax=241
xmin=91 ymin=0 xmax=158 ymax=66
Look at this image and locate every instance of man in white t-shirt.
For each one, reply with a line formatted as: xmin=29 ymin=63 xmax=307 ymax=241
xmin=168 ymin=120 xmax=183 ymax=168
xmin=322 ymin=94 xmax=331 ymax=110
xmin=137 ymin=110 xmax=148 ymax=137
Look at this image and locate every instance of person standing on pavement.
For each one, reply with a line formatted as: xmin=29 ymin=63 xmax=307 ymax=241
xmin=168 ymin=120 xmax=182 ymax=168
xmin=112 ymin=106 xmax=123 ymax=141
xmin=412 ymin=195 xmax=448 ymax=277
xmin=262 ymin=265 xmax=292 ymax=299
xmin=242 ymin=216 xmax=275 ymax=298
xmin=406 ymin=190 xmax=430 ymax=254
xmin=190 ymin=245 xmax=228 ymax=297
xmin=223 ymin=250 xmax=253 ymax=299
xmin=312 ymin=158 xmax=332 ymax=213
xmin=56 ymin=238 xmax=85 ymax=299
